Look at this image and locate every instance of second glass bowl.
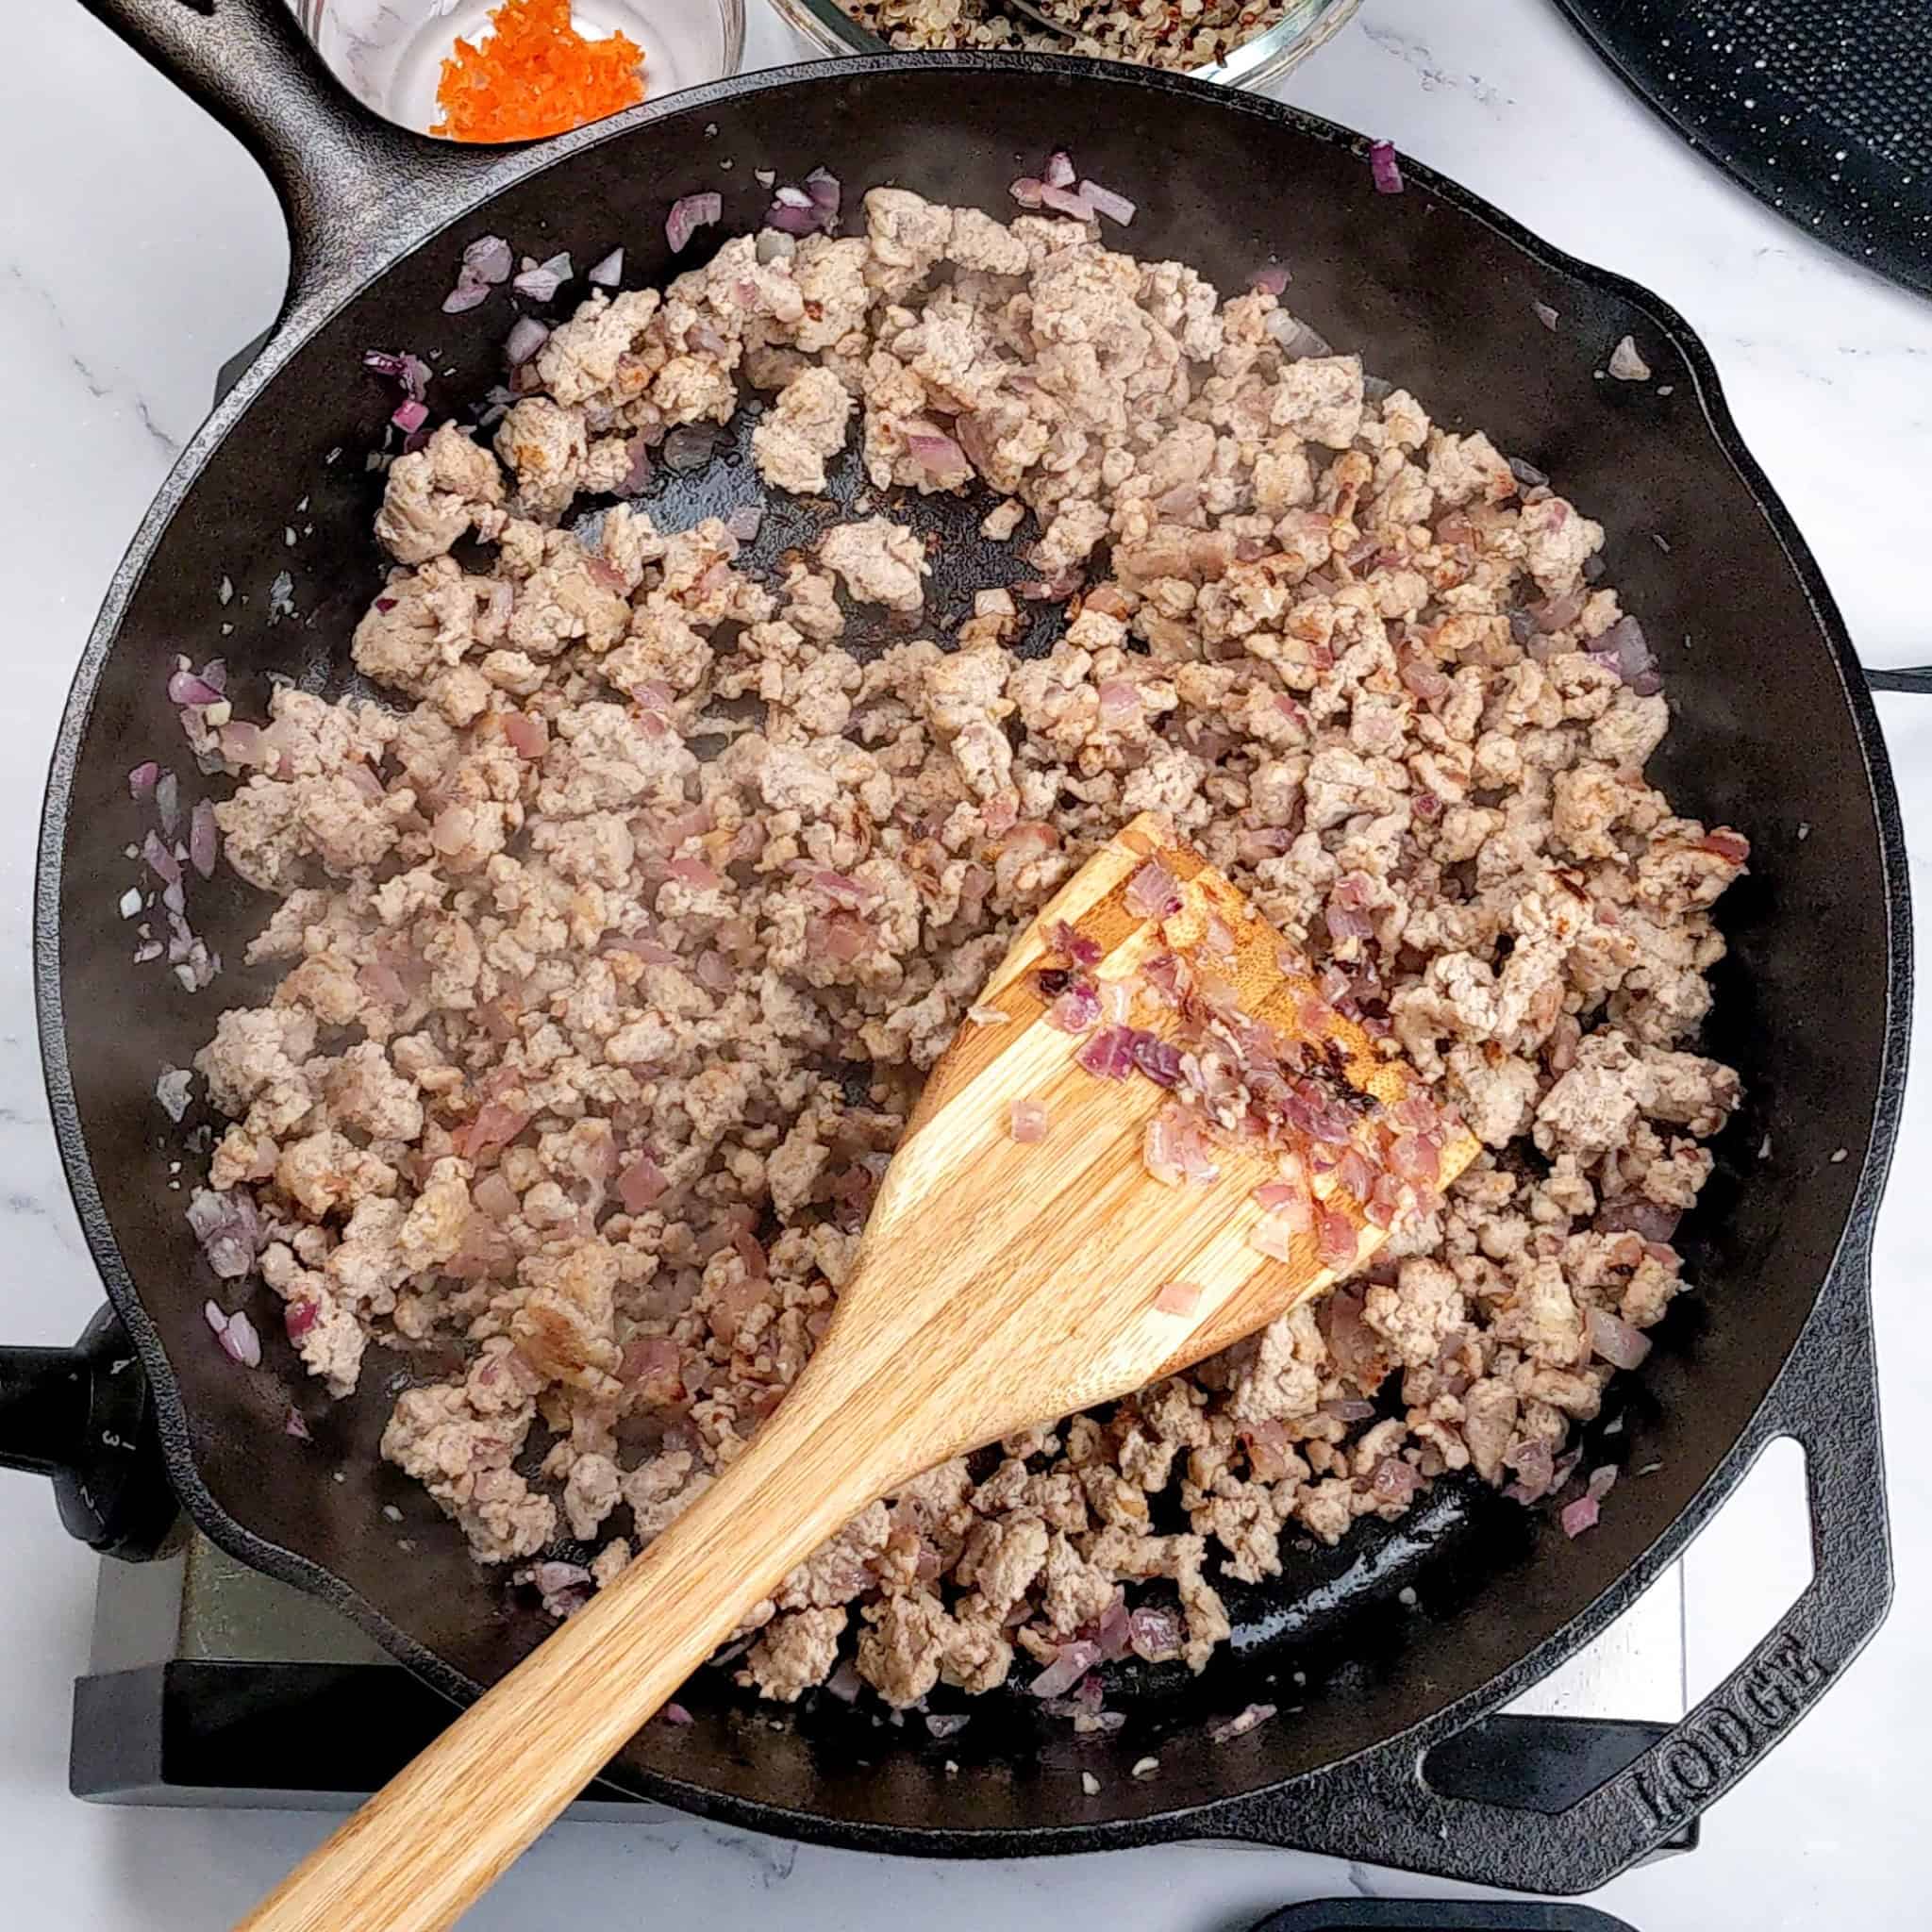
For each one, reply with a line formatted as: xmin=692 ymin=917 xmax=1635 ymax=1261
xmin=764 ymin=0 xmax=1361 ymax=92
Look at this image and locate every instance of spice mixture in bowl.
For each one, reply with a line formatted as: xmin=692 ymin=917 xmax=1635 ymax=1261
xmin=171 ymin=158 xmax=1746 ymax=1717
xmin=768 ymin=0 xmax=1362 ymax=89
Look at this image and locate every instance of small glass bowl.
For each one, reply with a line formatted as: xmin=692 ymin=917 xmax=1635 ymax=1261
xmin=764 ymin=0 xmax=1359 ymax=92
xmin=291 ymin=0 xmax=746 ymax=139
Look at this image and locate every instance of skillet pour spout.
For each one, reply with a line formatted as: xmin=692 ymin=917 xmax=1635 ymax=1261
xmin=25 ymin=0 xmax=1909 ymax=1895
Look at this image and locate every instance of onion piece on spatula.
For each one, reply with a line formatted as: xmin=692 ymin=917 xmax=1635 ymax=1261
xmin=233 ymin=810 xmax=1479 ymax=1932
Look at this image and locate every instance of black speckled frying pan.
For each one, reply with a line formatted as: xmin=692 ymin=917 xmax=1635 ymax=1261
xmin=1551 ymin=0 xmax=1932 ymax=299
xmin=0 ymin=0 xmax=1911 ymax=1894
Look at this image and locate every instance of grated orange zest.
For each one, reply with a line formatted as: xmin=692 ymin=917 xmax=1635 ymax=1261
xmin=433 ymin=0 xmax=646 ymax=144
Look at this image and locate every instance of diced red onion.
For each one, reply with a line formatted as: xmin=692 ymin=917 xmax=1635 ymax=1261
xmin=1368 ymin=140 xmax=1405 ymax=194
xmin=1080 ymin=179 xmax=1136 ymax=225
xmin=1586 ymin=1305 xmax=1654 ymax=1370
xmin=1043 ymin=150 xmax=1077 ymax=189
xmin=284 ymin=1407 xmax=310 ymax=1440
xmin=1323 ymin=1291 xmax=1380 ymax=1384
xmin=587 ymin=247 xmax=624 ymax=287
xmin=1124 ymin=859 xmax=1182 ymax=920
xmin=666 ymin=192 xmax=724 ymax=255
xmin=203 ymin=1299 xmax=261 ymax=1368
xmin=1249 ymin=1211 xmax=1300 ymax=1262
xmin=154 ymin=769 xmax=181 ymax=836
xmin=1587 ymin=614 xmax=1661 ymax=695
xmin=907 ymin=430 xmax=969 ymax=477
xmin=464 ymin=235 xmax=512 ymax=283
xmin=473 ymin=1173 xmax=520 ymax=1221
xmin=1092 ymin=1591 xmax=1132 ymax=1661
xmin=804 ymin=167 xmax=842 ymax=216
xmin=1077 ymin=1026 xmax=1136 ymax=1079
xmin=454 ymin=1101 xmax=532 ymax=1163
xmin=1144 ymin=1104 xmax=1217 ymax=1188
xmin=662 ymin=1702 xmax=694 ymax=1725
xmin=1128 ymin=1606 xmax=1183 ymax=1661
xmin=505 ymin=317 xmax=551 ymax=369
xmin=142 ymin=830 xmax=181 ymax=889
xmin=391 ymin=398 xmax=428 ymax=435
xmin=662 ymin=425 xmax=720 ymax=473
xmin=1009 ymin=177 xmax=1045 ymax=209
xmin=764 ymin=199 xmax=825 ymax=237
xmin=188 ymin=799 xmax=218 ymax=878
xmin=500 ymin=710 xmax=548 ymax=760
xmin=666 ymin=858 xmax=724 ymax=890
xmin=1597 ymin=1197 xmax=1680 ymax=1241
xmin=924 ymin=1711 xmax=970 ymax=1740
xmin=812 ymin=869 xmax=875 ymax=908
xmin=285 ymin=1299 xmax=318 ymax=1341
xmin=1010 ymin=1097 xmax=1049 ymax=1143
xmin=1323 ymin=1397 xmax=1377 ymax=1423
xmin=442 ymin=268 xmax=491 ymax=315
xmin=1039 ymin=182 xmax=1097 ymax=221
xmin=1250 ymin=265 xmax=1291 ymax=295
xmin=617 ymin=1154 xmax=669 ymax=1214
xmin=511 ymin=252 xmax=572 ymax=301
xmin=1209 ymin=1702 xmax=1278 ymax=1743
xmin=1387 ymin=1134 xmax=1441 ymax=1185
xmin=1560 ymin=1494 xmax=1601 ymax=1538
xmin=1130 ymin=1031 xmax=1183 ymax=1088
xmin=1154 ymin=1280 xmax=1202 ymax=1316
xmin=1364 ymin=1173 xmax=1405 ymax=1229
xmin=1029 ymin=1640 xmax=1101 ymax=1699
xmin=128 ymin=760 xmax=158 ymax=799
xmin=1503 ymin=1438 xmax=1556 ymax=1502
xmin=1372 ymin=1457 xmax=1423 ymax=1504
xmin=1255 ymin=1179 xmax=1313 ymax=1233
xmin=724 ymin=503 xmax=764 ymax=541
xmin=1588 ymin=1464 xmax=1619 ymax=1503
xmin=167 ymin=670 xmax=222 ymax=707
xmin=1047 ymin=982 xmax=1101 ymax=1033
xmin=1046 ymin=919 xmax=1102 ymax=968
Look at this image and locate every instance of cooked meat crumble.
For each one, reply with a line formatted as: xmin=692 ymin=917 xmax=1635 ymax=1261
xmin=192 ymin=184 xmax=1746 ymax=1708
xmin=831 ymin=0 xmax=1305 ymax=72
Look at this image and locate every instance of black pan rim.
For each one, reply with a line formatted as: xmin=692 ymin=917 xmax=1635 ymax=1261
xmin=31 ymin=51 xmax=1912 ymax=1857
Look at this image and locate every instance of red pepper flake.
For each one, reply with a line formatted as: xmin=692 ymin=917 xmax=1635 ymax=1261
xmin=433 ymin=0 xmax=646 ymax=144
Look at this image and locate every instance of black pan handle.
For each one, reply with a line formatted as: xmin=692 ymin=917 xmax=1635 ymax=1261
xmin=75 ymin=0 xmax=504 ymax=339
xmin=1197 ymin=1227 xmax=1890 ymax=1891
xmin=0 ymin=1306 xmax=176 ymax=1560
xmin=1865 ymin=665 xmax=1932 ymax=695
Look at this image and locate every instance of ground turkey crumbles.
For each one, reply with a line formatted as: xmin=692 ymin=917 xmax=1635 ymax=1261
xmin=191 ymin=182 xmax=1746 ymax=1710
xmin=831 ymin=1 xmax=1306 ymax=71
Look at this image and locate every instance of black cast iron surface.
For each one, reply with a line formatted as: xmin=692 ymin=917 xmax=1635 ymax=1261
xmin=13 ymin=0 xmax=1907 ymax=1894
xmin=1552 ymin=0 xmax=1932 ymax=302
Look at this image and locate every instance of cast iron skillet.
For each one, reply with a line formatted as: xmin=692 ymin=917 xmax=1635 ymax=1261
xmin=0 ymin=0 xmax=1910 ymax=1895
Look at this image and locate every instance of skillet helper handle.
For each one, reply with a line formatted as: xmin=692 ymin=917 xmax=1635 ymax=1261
xmin=1864 ymin=665 xmax=1932 ymax=694
xmin=74 ymin=0 xmax=498 ymax=323
xmin=232 ymin=1369 xmax=902 ymax=1932
xmin=1202 ymin=1237 xmax=1891 ymax=1892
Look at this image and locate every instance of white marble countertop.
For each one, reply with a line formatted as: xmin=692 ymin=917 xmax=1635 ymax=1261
xmin=2 ymin=0 xmax=1928 ymax=1925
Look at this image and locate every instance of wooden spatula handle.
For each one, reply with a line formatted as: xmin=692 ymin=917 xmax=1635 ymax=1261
xmin=233 ymin=1374 xmax=893 ymax=1932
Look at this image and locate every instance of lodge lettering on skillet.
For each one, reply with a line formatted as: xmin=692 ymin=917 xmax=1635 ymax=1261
xmin=1623 ymin=1633 xmax=1830 ymax=1830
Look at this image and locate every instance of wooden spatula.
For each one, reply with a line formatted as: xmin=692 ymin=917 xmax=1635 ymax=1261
xmin=238 ymin=809 xmax=1478 ymax=1932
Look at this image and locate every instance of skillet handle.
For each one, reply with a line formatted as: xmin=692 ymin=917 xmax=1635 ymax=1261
xmin=74 ymin=0 xmax=500 ymax=327
xmin=0 ymin=1306 xmax=175 ymax=1560
xmin=1199 ymin=1232 xmax=1891 ymax=1892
